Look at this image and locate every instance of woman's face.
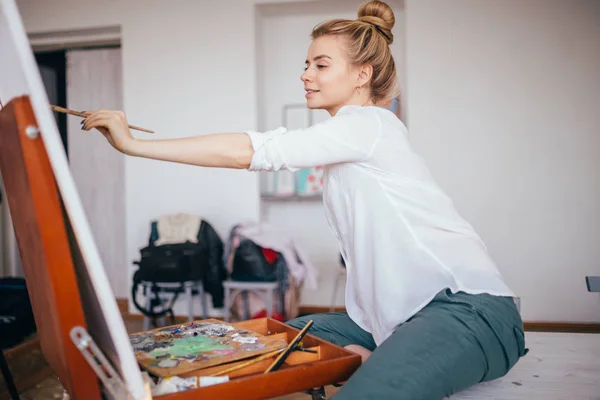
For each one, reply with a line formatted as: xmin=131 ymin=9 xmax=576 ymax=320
xmin=301 ymin=35 xmax=363 ymax=116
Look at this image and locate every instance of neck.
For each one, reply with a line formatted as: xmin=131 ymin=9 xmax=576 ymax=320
xmin=327 ymin=92 xmax=374 ymax=116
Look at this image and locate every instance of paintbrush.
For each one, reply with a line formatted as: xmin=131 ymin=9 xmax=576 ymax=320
xmin=295 ymin=347 xmax=317 ymax=353
xmin=207 ymin=342 xmax=316 ymax=377
xmin=264 ymin=320 xmax=313 ymax=374
xmin=208 ymin=348 xmax=284 ymax=377
xmin=50 ymin=104 xmax=154 ymax=134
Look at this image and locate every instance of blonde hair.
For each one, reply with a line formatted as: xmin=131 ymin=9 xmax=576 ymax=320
xmin=311 ymin=0 xmax=398 ymax=104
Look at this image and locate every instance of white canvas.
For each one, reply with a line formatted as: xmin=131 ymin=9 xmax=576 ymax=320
xmin=0 ymin=0 xmax=147 ymax=398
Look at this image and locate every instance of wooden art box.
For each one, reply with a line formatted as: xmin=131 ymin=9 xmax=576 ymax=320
xmin=140 ymin=318 xmax=361 ymax=399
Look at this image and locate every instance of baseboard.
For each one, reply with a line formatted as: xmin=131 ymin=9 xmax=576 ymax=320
xmin=522 ymin=322 xmax=600 ymax=334
xmin=117 ymin=298 xmax=128 ymax=315
xmin=116 ymin=299 xmax=600 ymax=334
xmin=298 ymin=306 xmax=600 ymax=334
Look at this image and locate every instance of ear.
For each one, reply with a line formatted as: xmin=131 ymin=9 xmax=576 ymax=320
xmin=356 ymin=64 xmax=373 ymax=88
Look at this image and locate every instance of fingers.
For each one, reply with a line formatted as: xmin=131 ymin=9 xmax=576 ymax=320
xmin=83 ymin=116 xmax=117 ymax=133
xmin=81 ymin=109 xmax=110 ymax=121
xmin=81 ymin=114 xmax=108 ymax=131
xmin=81 ymin=110 xmax=126 ymax=131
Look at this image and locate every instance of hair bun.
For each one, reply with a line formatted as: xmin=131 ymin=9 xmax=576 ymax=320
xmin=358 ymin=0 xmax=395 ymax=44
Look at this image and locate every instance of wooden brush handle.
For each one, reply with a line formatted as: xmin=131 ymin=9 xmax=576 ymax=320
xmin=208 ymin=348 xmax=283 ymax=377
xmin=50 ymin=105 xmax=154 ymax=134
xmin=264 ymin=320 xmax=313 ymax=374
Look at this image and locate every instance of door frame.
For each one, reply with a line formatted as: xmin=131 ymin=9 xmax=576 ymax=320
xmin=0 ymin=26 xmax=122 ymax=278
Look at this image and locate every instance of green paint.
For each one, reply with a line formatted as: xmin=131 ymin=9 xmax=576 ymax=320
xmin=149 ymin=336 xmax=232 ymax=359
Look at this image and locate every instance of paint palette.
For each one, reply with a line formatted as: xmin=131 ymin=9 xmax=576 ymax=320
xmin=129 ymin=319 xmax=288 ymax=377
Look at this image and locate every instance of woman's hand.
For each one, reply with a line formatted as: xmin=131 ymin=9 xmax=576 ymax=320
xmin=82 ymin=109 xmax=135 ymax=154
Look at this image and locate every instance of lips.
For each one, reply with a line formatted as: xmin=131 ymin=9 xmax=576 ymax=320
xmin=305 ymin=89 xmax=320 ymax=98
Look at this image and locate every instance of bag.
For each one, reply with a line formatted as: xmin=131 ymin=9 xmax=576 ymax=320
xmin=230 ymin=238 xmax=280 ymax=282
xmin=0 ymin=277 xmax=36 ymax=348
xmin=133 ymin=242 xmax=201 ymax=283
xmin=225 ymin=233 xmax=301 ymax=321
xmin=130 ymin=242 xmax=201 ymax=321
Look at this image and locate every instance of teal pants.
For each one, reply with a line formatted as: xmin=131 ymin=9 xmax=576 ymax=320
xmin=287 ymin=289 xmax=528 ymax=399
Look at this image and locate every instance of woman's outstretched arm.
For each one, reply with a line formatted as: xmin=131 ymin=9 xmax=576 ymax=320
xmin=82 ymin=109 xmax=254 ymax=169
xmin=82 ymin=107 xmax=381 ymax=171
xmin=127 ymin=133 xmax=254 ymax=169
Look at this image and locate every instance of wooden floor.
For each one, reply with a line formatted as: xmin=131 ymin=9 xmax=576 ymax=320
xmin=280 ymin=331 xmax=600 ymax=400
xmin=449 ymin=332 xmax=600 ymax=400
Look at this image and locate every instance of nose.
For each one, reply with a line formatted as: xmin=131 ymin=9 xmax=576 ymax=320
xmin=301 ymin=69 xmax=312 ymax=83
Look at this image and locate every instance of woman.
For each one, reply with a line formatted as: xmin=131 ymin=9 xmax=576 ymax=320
xmin=82 ymin=1 xmax=527 ymax=398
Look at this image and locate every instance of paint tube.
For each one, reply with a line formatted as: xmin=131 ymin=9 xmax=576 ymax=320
xmin=150 ymin=375 xmax=230 ymax=395
xmin=199 ymin=376 xmax=230 ymax=387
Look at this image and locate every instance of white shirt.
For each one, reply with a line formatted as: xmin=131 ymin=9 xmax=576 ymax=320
xmin=245 ymin=105 xmax=515 ymax=346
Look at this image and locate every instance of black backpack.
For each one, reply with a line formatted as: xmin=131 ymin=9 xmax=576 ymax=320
xmin=130 ymin=219 xmax=226 ymax=325
xmin=130 ymin=242 xmax=202 ymax=323
xmin=133 ymin=242 xmax=203 ymax=283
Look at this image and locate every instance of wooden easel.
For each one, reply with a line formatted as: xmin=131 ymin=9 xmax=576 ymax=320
xmin=0 ymin=95 xmax=102 ymax=399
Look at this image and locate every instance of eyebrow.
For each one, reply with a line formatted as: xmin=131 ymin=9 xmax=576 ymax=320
xmin=305 ymin=54 xmax=332 ymax=64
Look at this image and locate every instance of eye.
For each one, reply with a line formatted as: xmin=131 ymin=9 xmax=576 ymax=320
xmin=317 ymin=65 xmax=327 ymax=69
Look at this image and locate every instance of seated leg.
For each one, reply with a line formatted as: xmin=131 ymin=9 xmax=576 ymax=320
xmin=333 ymin=289 xmax=527 ymax=400
xmin=287 ymin=312 xmax=376 ymax=351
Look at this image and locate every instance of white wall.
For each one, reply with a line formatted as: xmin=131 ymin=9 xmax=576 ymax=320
xmin=256 ymin=0 xmax=405 ymax=306
xmin=15 ymin=0 xmax=600 ymax=322
xmin=404 ymin=0 xmax=600 ymax=322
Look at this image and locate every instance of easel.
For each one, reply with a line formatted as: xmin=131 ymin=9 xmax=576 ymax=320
xmin=0 ymin=96 xmax=148 ymax=399
xmin=0 ymin=96 xmax=103 ymax=399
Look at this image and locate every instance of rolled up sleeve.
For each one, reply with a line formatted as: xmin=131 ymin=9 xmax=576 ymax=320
xmin=245 ymin=110 xmax=381 ymax=172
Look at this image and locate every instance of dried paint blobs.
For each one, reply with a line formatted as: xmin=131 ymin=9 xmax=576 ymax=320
xmin=182 ymin=322 xmax=235 ymax=338
xmin=233 ymin=336 xmax=258 ymax=344
xmin=240 ymin=343 xmax=266 ymax=352
xmin=130 ymin=334 xmax=172 ymax=353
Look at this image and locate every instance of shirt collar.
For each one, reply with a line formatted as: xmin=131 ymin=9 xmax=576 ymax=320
xmin=336 ymin=104 xmax=365 ymax=116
